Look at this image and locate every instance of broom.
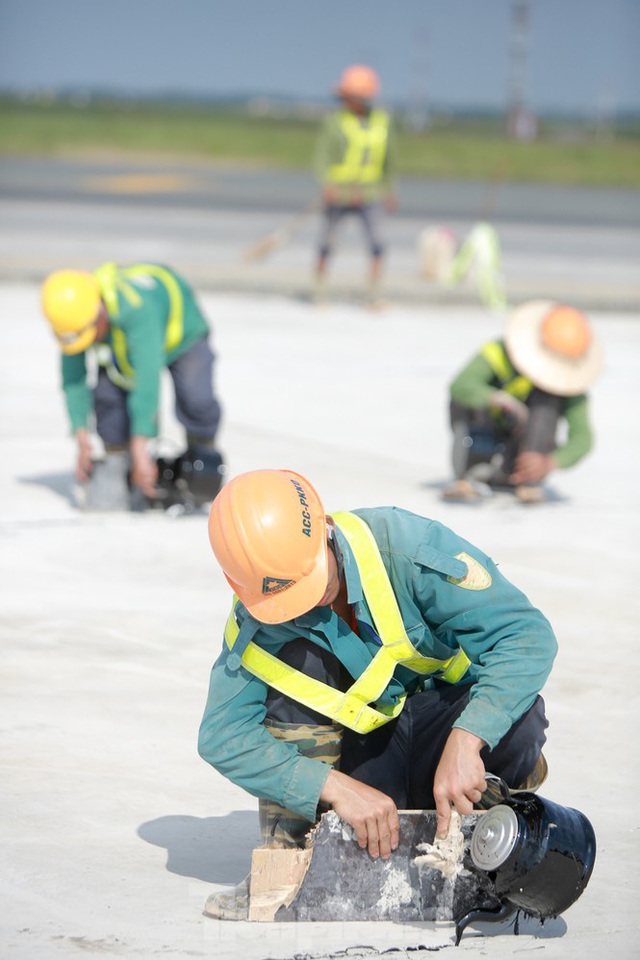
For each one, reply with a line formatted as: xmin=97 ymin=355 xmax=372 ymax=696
xmin=242 ymin=197 xmax=320 ymax=262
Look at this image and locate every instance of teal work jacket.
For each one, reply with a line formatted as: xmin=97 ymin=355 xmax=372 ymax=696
xmin=198 ymin=507 xmax=557 ymax=823
xmin=61 ymin=263 xmax=209 ymax=437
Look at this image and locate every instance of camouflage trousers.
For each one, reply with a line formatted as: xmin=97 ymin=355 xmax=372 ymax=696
xmin=260 ymin=719 xmax=342 ymax=848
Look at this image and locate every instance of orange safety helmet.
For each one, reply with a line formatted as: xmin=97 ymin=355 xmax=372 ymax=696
xmin=541 ymin=305 xmax=592 ymax=358
xmin=208 ymin=469 xmax=329 ymax=624
xmin=336 ymin=64 xmax=380 ymax=100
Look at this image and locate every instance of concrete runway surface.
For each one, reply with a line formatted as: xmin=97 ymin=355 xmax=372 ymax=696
xmin=1 ymin=278 xmax=639 ymax=959
xmin=1 ymin=157 xmax=639 ymax=311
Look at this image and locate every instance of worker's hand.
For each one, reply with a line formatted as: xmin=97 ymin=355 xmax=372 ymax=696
xmin=129 ymin=436 xmax=158 ymax=498
xmin=320 ymin=769 xmax=399 ymax=860
xmin=75 ymin=429 xmax=93 ymax=482
xmin=433 ymin=728 xmax=487 ymax=839
xmin=488 ymin=390 xmax=529 ymax=429
xmin=384 ymin=192 xmax=398 ymax=214
xmin=322 ymin=184 xmax=338 ymax=206
xmin=510 ymin=451 xmax=556 ymax=484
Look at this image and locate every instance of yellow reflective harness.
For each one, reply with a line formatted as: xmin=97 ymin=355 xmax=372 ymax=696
xmin=223 ymin=511 xmax=470 ymax=734
xmin=94 ymin=262 xmax=185 ymax=386
xmin=481 ymin=340 xmax=533 ymax=402
xmin=328 ymin=110 xmax=389 ymax=185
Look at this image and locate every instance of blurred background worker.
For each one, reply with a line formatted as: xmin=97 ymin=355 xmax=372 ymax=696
xmin=313 ymin=64 xmax=397 ymax=309
xmin=443 ymin=300 xmax=603 ymax=504
xmin=41 ymin=262 xmax=223 ymax=510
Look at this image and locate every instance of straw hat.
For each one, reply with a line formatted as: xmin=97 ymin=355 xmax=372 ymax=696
xmin=505 ymin=300 xmax=603 ymax=396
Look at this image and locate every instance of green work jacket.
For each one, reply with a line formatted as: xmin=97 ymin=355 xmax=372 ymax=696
xmin=449 ymin=339 xmax=594 ymax=469
xmin=198 ymin=507 xmax=557 ymax=823
xmin=60 ymin=263 xmax=209 ymax=437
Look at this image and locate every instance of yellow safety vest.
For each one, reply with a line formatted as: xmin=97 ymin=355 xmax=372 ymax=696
xmin=223 ymin=511 xmax=470 ymax=734
xmin=94 ymin=262 xmax=185 ymax=385
xmin=481 ymin=341 xmax=533 ymax=402
xmin=328 ymin=110 xmax=390 ymax=185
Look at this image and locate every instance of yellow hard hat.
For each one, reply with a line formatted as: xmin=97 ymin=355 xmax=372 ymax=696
xmin=336 ymin=64 xmax=380 ymax=100
xmin=41 ymin=270 xmax=102 ymax=355
xmin=208 ymin=469 xmax=328 ymax=624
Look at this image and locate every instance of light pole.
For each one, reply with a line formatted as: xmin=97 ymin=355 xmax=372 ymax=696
xmin=507 ymin=0 xmax=537 ymax=140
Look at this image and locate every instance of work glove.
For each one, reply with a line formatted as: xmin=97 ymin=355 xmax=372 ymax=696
xmin=488 ymin=391 xmax=529 ymax=430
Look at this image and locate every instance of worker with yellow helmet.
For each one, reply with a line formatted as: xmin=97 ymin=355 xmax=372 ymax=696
xmin=41 ymin=262 xmax=222 ymax=508
xmin=314 ymin=64 xmax=397 ymax=308
xmin=443 ymin=300 xmax=603 ymax=503
xmin=198 ymin=468 xmax=556 ymax=919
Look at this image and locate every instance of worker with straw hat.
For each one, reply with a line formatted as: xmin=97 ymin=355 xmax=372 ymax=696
xmin=443 ymin=300 xmax=603 ymax=504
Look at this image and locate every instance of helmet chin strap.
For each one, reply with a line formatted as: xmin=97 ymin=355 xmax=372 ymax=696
xmin=326 ymin=521 xmax=345 ymax=582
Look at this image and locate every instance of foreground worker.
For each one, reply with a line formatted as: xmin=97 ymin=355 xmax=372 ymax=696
xmin=443 ymin=300 xmax=603 ymax=504
xmin=41 ymin=262 xmax=222 ymax=508
xmin=198 ymin=469 xmax=556 ymax=919
xmin=314 ymin=64 xmax=397 ymax=308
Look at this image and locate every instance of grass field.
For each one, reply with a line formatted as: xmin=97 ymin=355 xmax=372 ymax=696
xmin=2 ymin=97 xmax=640 ymax=187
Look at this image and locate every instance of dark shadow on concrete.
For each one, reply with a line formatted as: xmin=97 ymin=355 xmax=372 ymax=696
xmin=19 ymin=472 xmax=77 ymax=506
xmin=137 ymin=811 xmax=261 ymax=883
xmin=399 ymin=911 xmax=567 ymax=947
xmin=418 ymin=477 xmax=571 ymax=505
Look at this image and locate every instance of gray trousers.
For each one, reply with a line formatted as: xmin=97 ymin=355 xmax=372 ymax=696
xmin=318 ymin=203 xmax=385 ymax=258
xmin=94 ymin=337 xmax=221 ymax=447
xmin=266 ymin=639 xmax=548 ymax=810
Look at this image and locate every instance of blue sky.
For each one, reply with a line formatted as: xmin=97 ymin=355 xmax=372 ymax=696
xmin=1 ymin=0 xmax=638 ymax=114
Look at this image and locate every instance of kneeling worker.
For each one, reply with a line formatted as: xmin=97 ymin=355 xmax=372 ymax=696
xmin=198 ymin=469 xmax=556 ymax=919
xmin=41 ymin=262 xmax=223 ymax=508
xmin=444 ymin=300 xmax=603 ymax=503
